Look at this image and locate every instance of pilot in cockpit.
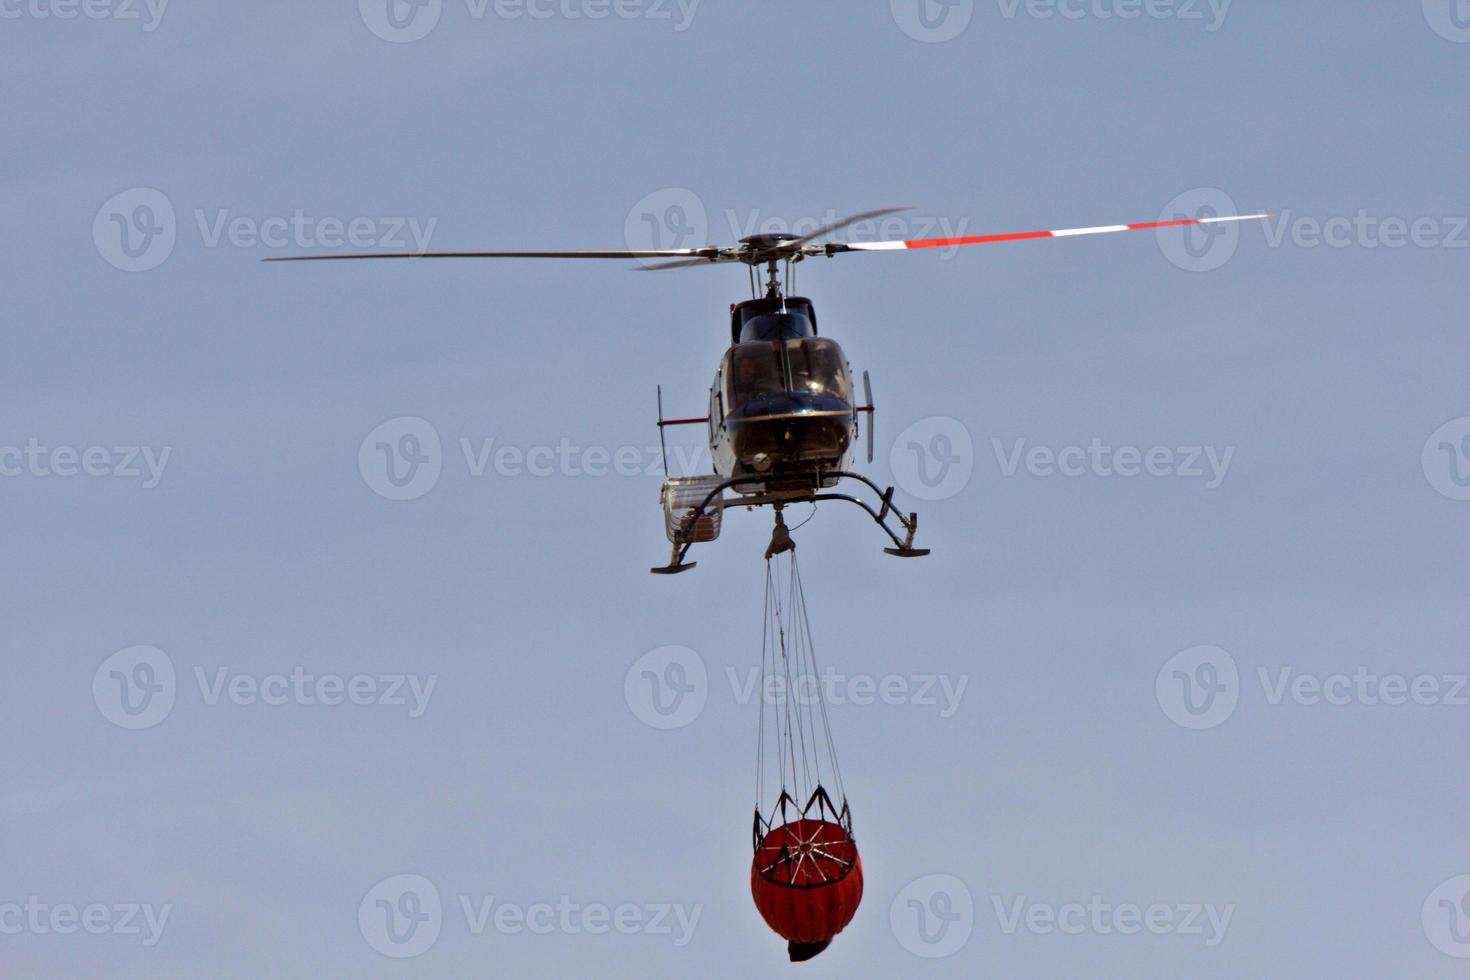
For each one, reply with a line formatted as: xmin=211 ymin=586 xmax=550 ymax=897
xmin=807 ymin=346 xmax=847 ymax=399
xmin=732 ymin=355 xmax=763 ymax=406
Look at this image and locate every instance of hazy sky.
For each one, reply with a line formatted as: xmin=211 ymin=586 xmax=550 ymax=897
xmin=4 ymin=1 xmax=1470 ymax=977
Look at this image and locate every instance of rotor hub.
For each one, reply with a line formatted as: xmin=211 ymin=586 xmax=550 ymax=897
xmin=739 ymin=233 xmax=798 ymax=251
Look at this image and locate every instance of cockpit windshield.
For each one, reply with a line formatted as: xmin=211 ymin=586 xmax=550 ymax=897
xmin=725 ymin=338 xmax=853 ymax=414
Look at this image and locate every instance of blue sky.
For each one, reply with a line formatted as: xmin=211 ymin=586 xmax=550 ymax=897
xmin=4 ymin=1 xmax=1470 ymax=976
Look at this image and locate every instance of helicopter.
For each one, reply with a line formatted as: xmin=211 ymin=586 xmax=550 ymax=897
xmin=267 ymin=206 xmax=1270 ymax=574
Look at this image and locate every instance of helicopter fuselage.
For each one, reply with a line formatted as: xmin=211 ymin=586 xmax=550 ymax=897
xmin=706 ymin=296 xmax=857 ymax=493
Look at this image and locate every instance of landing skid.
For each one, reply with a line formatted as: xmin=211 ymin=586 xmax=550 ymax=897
xmin=651 ymin=470 xmax=929 ymax=574
xmin=650 ymin=562 xmax=698 ymax=576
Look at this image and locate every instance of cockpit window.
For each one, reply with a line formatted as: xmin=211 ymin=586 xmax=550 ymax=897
xmin=726 ymin=343 xmax=784 ymax=410
xmin=787 ymin=338 xmax=852 ymax=402
xmin=740 ymin=312 xmax=814 ymax=343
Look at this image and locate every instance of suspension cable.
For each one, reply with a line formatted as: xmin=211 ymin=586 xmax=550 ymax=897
xmin=757 ymin=551 xmax=847 ymax=829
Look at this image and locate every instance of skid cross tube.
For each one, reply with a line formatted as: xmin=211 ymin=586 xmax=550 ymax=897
xmin=651 ymin=470 xmax=929 ymax=574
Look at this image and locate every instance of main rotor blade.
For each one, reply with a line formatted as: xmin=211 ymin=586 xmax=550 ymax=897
xmin=262 ymin=248 xmax=716 ymax=263
xmin=834 ymin=212 xmax=1272 ymax=252
xmin=261 ymin=211 xmax=1274 ymax=267
xmin=638 ymin=255 xmax=743 ymax=271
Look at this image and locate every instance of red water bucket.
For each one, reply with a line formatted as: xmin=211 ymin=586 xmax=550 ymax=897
xmin=751 ymin=818 xmax=863 ymax=961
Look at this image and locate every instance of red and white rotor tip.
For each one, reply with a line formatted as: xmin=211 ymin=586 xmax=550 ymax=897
xmin=842 ymin=212 xmax=1273 ymax=252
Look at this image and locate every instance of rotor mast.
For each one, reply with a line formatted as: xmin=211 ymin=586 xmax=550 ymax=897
xmin=765 ymin=257 xmax=782 ymax=300
xmin=736 ymin=233 xmax=798 ymax=301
